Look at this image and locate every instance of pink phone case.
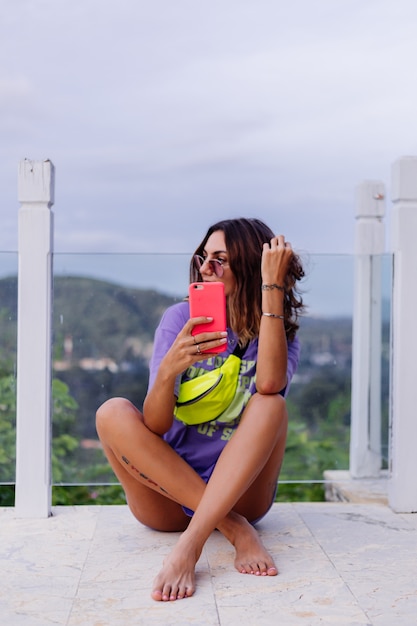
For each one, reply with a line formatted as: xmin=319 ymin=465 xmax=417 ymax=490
xmin=189 ymin=282 xmax=227 ymax=353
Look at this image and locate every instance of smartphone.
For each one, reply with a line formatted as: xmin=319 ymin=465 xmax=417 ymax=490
xmin=189 ymin=282 xmax=227 ymax=353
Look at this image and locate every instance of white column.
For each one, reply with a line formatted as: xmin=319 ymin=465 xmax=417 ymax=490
xmin=389 ymin=156 xmax=417 ymax=512
xmin=350 ymin=180 xmax=385 ymax=478
xmin=15 ymin=159 xmax=55 ymax=518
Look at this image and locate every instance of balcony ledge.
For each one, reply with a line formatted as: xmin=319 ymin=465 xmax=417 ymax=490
xmin=324 ymin=469 xmax=389 ymax=505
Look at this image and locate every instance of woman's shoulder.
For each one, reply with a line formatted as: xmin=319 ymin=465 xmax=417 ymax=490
xmin=158 ymin=299 xmax=190 ymax=329
xmin=151 ymin=300 xmax=190 ymax=369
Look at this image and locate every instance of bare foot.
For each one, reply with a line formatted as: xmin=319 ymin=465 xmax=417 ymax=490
xmin=151 ymin=535 xmax=201 ymax=601
xmin=230 ymin=516 xmax=278 ymax=576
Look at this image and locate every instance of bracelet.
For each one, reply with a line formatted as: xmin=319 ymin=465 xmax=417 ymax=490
xmin=262 ymin=312 xmax=285 ymax=319
xmin=262 ymin=283 xmax=285 ymax=291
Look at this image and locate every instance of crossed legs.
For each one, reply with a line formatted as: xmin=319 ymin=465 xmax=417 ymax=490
xmin=96 ymin=392 xmax=288 ymax=601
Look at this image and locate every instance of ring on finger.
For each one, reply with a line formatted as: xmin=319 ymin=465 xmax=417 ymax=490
xmin=196 ymin=344 xmax=201 ymax=355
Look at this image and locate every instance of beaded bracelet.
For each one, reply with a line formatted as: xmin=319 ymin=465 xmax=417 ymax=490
xmin=262 ymin=283 xmax=285 ymax=291
xmin=262 ymin=312 xmax=285 ymax=319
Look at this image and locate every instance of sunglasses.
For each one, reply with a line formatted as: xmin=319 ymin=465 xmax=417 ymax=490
xmin=193 ymin=254 xmax=227 ymax=278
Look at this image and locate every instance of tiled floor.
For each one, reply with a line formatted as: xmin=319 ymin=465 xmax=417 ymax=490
xmin=1 ymin=503 xmax=416 ymax=625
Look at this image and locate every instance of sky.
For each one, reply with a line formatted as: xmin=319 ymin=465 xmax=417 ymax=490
xmin=1 ymin=0 xmax=417 ymax=260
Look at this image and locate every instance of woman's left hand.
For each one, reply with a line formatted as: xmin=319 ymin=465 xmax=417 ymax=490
xmin=261 ymin=235 xmax=293 ymax=285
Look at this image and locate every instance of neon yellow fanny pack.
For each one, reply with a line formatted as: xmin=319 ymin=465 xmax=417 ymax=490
xmin=174 ymin=343 xmax=247 ymax=426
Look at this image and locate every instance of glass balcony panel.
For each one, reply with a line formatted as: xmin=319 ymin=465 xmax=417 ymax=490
xmin=0 ymin=253 xmax=18 ymax=485
xmin=50 ymin=253 xmax=353 ymax=486
xmin=0 ymin=251 xmax=391 ymax=490
xmin=378 ymin=252 xmax=392 ymax=465
xmin=52 ymin=253 xmax=191 ymax=485
xmin=281 ymin=253 xmax=354 ymax=484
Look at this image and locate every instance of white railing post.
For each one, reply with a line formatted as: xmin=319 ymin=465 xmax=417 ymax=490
xmin=350 ymin=181 xmax=385 ymax=478
xmin=389 ymin=156 xmax=417 ymax=512
xmin=15 ymin=159 xmax=55 ymax=518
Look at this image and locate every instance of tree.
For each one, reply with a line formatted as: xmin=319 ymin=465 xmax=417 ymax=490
xmin=0 ymin=375 xmax=80 ymax=484
xmin=0 ymin=375 xmax=17 ymax=482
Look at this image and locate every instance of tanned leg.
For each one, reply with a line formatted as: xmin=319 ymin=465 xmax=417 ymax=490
xmin=150 ymin=393 xmax=288 ymax=600
xmin=96 ymin=393 xmax=287 ymax=601
xmin=224 ymin=416 xmax=287 ymax=576
xmin=96 ymin=398 xmax=207 ymax=531
xmin=97 ymin=397 xmax=211 ymax=600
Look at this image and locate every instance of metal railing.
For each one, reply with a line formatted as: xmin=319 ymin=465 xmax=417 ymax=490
xmin=7 ymin=156 xmax=417 ymax=516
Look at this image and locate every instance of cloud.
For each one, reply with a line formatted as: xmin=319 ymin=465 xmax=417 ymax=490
xmin=1 ymin=0 xmax=417 ymax=257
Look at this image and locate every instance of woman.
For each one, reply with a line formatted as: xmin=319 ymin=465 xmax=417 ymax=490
xmin=96 ymin=217 xmax=304 ymax=602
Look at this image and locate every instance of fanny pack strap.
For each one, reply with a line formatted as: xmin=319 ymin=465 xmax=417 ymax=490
xmin=231 ymin=341 xmax=249 ymax=360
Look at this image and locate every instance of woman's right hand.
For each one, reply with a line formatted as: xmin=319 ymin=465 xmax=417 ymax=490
xmin=142 ymin=318 xmax=227 ymax=435
xmin=162 ymin=317 xmax=228 ymax=377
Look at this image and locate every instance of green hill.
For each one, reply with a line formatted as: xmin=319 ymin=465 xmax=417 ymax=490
xmin=0 ymin=275 xmax=180 ymax=439
xmin=0 ymin=275 xmax=179 ymax=364
xmin=0 ymin=274 xmax=389 ymax=497
xmin=53 ymin=276 xmax=179 ymax=362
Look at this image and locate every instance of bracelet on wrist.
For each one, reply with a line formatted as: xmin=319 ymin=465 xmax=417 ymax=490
xmin=262 ymin=283 xmax=285 ymax=291
xmin=262 ymin=312 xmax=285 ymax=319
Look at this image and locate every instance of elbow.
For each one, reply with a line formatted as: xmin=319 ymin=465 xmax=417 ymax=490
xmin=142 ymin=402 xmax=173 ymax=436
xmin=143 ymin=415 xmax=171 ymax=437
xmin=256 ymin=376 xmax=287 ymax=396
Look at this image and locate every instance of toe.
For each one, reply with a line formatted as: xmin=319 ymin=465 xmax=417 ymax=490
xmin=151 ymin=589 xmax=163 ymax=602
xmin=239 ymin=562 xmax=254 ymax=574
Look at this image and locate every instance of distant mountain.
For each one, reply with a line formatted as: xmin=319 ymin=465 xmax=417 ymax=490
xmin=0 ymin=273 xmax=390 ymax=369
xmin=53 ymin=276 xmax=180 ymax=362
xmin=1 ymin=275 xmax=392 ymax=448
xmin=0 ymin=275 xmax=179 ymax=364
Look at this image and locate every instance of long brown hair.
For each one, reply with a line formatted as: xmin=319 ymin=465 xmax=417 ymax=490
xmin=190 ymin=218 xmax=304 ymax=343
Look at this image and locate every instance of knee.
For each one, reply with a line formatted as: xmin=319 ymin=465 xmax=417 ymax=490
xmin=95 ymin=397 xmax=134 ymax=436
xmin=250 ymin=392 xmax=288 ymax=426
xmin=271 ymin=393 xmax=288 ymax=425
xmin=251 ymin=391 xmax=287 ymax=412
